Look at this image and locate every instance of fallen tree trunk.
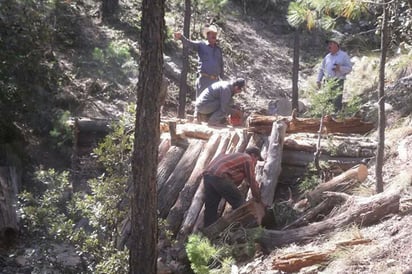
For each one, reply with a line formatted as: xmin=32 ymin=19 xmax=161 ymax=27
xmin=203 ymin=200 xmax=266 ymax=239
xmin=157 ymin=145 xmax=187 ymax=192
xmin=247 ymin=113 xmax=375 ymax=135
xmin=284 ymin=196 xmax=340 ymax=229
xmin=302 ymin=164 xmax=368 ymax=206
xmin=252 ymin=190 xmax=400 ymax=250
xmin=259 ymin=120 xmax=287 ymax=206
xmin=158 ymin=137 xmax=171 ymax=162
xmin=176 ymin=123 xmax=216 ymax=140
xmin=284 ymin=134 xmax=376 ymax=158
xmin=166 ymin=134 xmax=221 ymax=235
xmin=158 ymin=139 xmax=205 ymax=218
xmin=282 ymin=149 xmax=367 ymax=167
xmin=235 ymin=129 xmax=251 ymax=153
xmin=272 ymin=238 xmax=372 ymax=272
xmin=226 ymin=131 xmax=240 ymax=153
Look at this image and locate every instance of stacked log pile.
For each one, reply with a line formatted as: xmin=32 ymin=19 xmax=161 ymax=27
xmin=71 ymin=114 xmax=386 ymax=253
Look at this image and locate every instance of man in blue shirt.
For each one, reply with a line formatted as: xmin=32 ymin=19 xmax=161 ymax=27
xmin=194 ymin=78 xmax=244 ymax=126
xmin=317 ymin=36 xmax=352 ymax=112
xmin=174 ymin=25 xmax=225 ymax=97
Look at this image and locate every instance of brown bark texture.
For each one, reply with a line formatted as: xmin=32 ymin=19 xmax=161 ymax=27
xmin=303 ymin=163 xmax=368 ymax=206
xmin=158 ymin=139 xmax=205 ymax=218
xmin=157 ymin=145 xmax=186 ymax=192
xmin=166 ymin=134 xmax=221 ymax=234
xmin=129 ymin=0 xmax=164 ymax=272
xmin=259 ymin=120 xmax=287 ymax=206
xmin=178 ymin=132 xmax=232 ymax=240
xmin=247 ymin=113 xmax=374 ymax=135
xmin=203 ymin=200 xmax=266 ymax=239
xmin=254 ymin=190 xmax=400 ymax=250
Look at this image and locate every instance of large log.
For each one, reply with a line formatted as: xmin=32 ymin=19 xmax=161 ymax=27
xmin=252 ymin=189 xmax=400 ymax=250
xmin=202 ymin=200 xmax=266 ymax=239
xmin=235 ymin=129 xmax=251 ymax=153
xmin=259 ymin=120 xmax=287 ymax=206
xmin=226 ymin=132 xmax=240 ymax=153
xmin=272 ymin=238 xmax=372 ymax=272
xmin=178 ymin=132 xmax=232 ymax=240
xmin=158 ymin=137 xmax=171 ymax=162
xmin=247 ymin=113 xmax=375 ymax=135
xmin=282 ymin=149 xmax=367 ymax=167
xmin=166 ymin=134 xmax=221 ymax=235
xmin=0 ymin=167 xmax=19 ymax=246
xmin=158 ymin=139 xmax=205 ymax=218
xmin=284 ymin=133 xmax=377 ymax=158
xmin=303 ymin=164 xmax=368 ymax=206
xmin=157 ymin=145 xmax=187 ymax=192
xmin=176 ymin=123 xmax=216 ymax=140
xmin=71 ymin=118 xmax=114 ymax=155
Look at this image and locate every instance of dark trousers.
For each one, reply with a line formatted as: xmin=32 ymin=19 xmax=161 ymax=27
xmin=203 ymin=174 xmax=245 ymax=227
xmin=332 ymin=79 xmax=344 ymax=112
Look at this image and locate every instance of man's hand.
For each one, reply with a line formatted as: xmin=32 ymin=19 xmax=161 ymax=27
xmin=333 ymin=63 xmax=340 ymax=72
xmin=316 ymin=81 xmax=321 ymax=89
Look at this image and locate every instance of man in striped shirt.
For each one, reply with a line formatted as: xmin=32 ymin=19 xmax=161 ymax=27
xmin=202 ymin=146 xmax=263 ymax=227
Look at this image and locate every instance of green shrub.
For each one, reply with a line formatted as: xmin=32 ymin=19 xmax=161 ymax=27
xmin=49 ymin=110 xmax=73 ymax=147
xmin=186 ymin=234 xmax=233 ymax=274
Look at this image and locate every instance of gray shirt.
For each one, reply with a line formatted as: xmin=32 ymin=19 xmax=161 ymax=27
xmin=180 ymin=36 xmax=224 ymax=78
xmin=195 ymin=81 xmax=234 ymax=116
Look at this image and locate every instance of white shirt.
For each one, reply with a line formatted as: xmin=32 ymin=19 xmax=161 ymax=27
xmin=317 ymin=49 xmax=352 ymax=82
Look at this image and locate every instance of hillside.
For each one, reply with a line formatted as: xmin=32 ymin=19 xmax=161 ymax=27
xmin=1 ymin=0 xmax=412 ymax=273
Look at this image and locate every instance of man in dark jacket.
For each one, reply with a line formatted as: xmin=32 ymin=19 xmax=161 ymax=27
xmin=202 ymin=146 xmax=263 ymax=227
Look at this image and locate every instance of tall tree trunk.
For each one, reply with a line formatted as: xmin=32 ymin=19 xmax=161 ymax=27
xmin=292 ymin=28 xmax=300 ymax=113
xmin=178 ymin=0 xmax=192 ymax=118
xmin=376 ymin=0 xmax=390 ymax=193
xmin=130 ymin=0 xmax=165 ymax=273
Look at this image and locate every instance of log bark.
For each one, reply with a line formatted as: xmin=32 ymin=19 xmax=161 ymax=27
xmin=158 ymin=139 xmax=205 ymax=218
xmin=157 ymin=145 xmax=187 ymax=192
xmin=202 ymin=200 xmax=266 ymax=239
xmin=178 ymin=132 xmax=232 ymax=240
xmin=273 ymin=250 xmax=330 ymax=272
xmin=0 ymin=167 xmax=19 ymax=245
xmin=235 ymin=129 xmax=251 ymax=153
xmin=259 ymin=120 xmax=287 ymax=206
xmin=302 ymin=164 xmax=368 ymax=207
xmin=226 ymin=131 xmax=240 ymax=153
xmin=272 ymin=238 xmax=372 ymax=272
xmin=72 ymin=117 xmax=113 ymax=156
xmin=282 ymin=149 xmax=367 ymax=167
xmin=247 ymin=114 xmax=375 ymax=135
xmin=284 ymin=196 xmax=339 ymax=230
xmin=253 ymin=189 xmax=400 ymax=250
xmin=284 ymin=134 xmax=376 ymax=158
xmin=166 ymin=134 xmax=221 ymax=235
xmin=176 ymin=123 xmax=216 ymax=140
xmin=158 ymin=137 xmax=171 ymax=162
